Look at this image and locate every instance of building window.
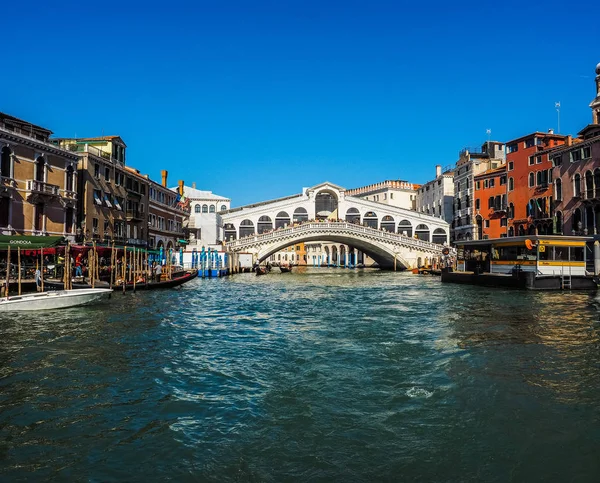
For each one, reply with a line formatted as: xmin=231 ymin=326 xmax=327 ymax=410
xmin=508 ymin=161 xmax=514 ymax=171
xmin=555 ymin=178 xmax=562 ymax=201
xmin=66 ymin=165 xmax=75 ymax=191
xmin=35 ymin=156 xmax=45 ymax=182
xmin=535 ymin=155 xmax=542 ymax=164
xmin=507 ymin=143 xmax=518 ymax=153
xmin=484 ymin=220 xmax=490 ymax=228
xmin=525 ymin=138 xmax=535 ymax=148
xmin=574 ymin=174 xmax=581 ymax=197
xmin=500 ymin=175 xmax=506 ymax=186
xmin=202 ymin=204 xmax=208 ymax=213
xmin=209 ymin=205 xmax=216 ymax=213
xmin=221 ymin=205 xmax=227 ymax=211
xmin=34 ymin=203 xmax=44 ymax=231
xmin=528 ymin=156 xmax=535 ymax=166
xmin=583 ymin=146 xmax=591 ymax=159
xmin=488 ymin=197 xmax=493 ymax=208
xmin=571 ymin=149 xmax=582 ymax=162
xmin=476 ymin=181 xmax=480 ymax=190
xmin=489 ymin=178 xmax=495 ymax=188
xmin=475 ymin=199 xmax=480 ymax=210
xmin=94 ymin=163 xmax=100 ymax=178
xmin=508 ymin=177 xmax=514 ymax=191
xmin=93 ymin=189 xmax=102 ymax=205
xmin=104 ymin=166 xmax=110 ymax=182
xmin=529 ymin=172 xmax=535 ymax=187
xmin=500 ymin=218 xmax=507 ymax=227
xmin=195 ymin=204 xmax=201 ymax=213
xmin=553 ymin=155 xmax=562 ymax=167
xmin=390 ymin=193 xmax=393 ymax=199
xmin=0 ymin=146 xmax=13 ymax=178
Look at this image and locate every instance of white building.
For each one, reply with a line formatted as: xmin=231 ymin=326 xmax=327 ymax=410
xmin=415 ymin=165 xmax=455 ymax=224
xmin=171 ymin=183 xmax=231 ymax=248
xmin=345 ymin=180 xmax=417 ymax=210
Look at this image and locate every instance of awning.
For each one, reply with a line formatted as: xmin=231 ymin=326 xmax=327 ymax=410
xmin=178 ymin=239 xmax=188 ymax=244
xmin=0 ymin=235 xmax=65 ymax=250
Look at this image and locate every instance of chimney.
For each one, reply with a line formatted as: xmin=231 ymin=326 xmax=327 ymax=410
xmin=178 ymin=180 xmax=184 ymax=196
xmin=567 ymin=135 xmax=572 ymax=146
xmin=435 ymin=165 xmax=442 ymax=177
xmin=161 ymin=170 xmax=168 ymax=187
xmin=192 ymin=182 xmax=196 ymax=189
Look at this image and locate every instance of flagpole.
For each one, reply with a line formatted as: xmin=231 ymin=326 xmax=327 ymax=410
xmin=555 ymin=101 xmax=561 ymax=133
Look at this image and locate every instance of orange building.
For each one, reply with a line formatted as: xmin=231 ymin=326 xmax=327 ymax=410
xmin=505 ymin=131 xmax=566 ymax=236
xmin=473 ymin=166 xmax=508 ymax=238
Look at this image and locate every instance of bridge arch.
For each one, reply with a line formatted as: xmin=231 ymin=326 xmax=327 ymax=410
xmin=252 ymin=231 xmax=412 ymax=270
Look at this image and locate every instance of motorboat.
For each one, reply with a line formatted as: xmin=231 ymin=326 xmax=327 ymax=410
xmin=0 ymin=288 xmax=113 ymax=311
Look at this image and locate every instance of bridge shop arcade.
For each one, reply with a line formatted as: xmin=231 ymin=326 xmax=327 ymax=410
xmin=443 ymin=235 xmax=598 ymax=290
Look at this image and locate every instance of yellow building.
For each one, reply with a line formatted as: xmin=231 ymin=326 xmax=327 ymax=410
xmin=1 ymin=112 xmax=79 ymax=237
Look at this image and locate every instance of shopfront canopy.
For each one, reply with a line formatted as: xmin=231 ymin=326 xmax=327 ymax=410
xmin=0 ymin=235 xmax=65 ymax=250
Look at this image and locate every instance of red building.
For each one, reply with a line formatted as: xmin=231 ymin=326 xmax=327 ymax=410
xmin=474 ymin=166 xmax=508 ymax=238
xmin=505 ymin=131 xmax=566 ymax=236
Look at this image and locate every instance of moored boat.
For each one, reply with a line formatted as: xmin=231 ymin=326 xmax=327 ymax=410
xmin=0 ymin=288 xmax=113 ymax=311
xmin=280 ymin=265 xmax=293 ymax=273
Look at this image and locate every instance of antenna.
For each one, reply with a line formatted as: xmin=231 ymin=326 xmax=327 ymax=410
xmin=486 ymin=129 xmax=491 ymax=142
xmin=555 ymin=102 xmax=561 ymax=133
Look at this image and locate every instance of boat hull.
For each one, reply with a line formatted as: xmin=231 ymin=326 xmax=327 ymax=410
xmin=0 ymin=288 xmax=113 ymax=311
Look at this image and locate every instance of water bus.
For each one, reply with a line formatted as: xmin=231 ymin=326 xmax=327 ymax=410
xmin=442 ymin=235 xmax=598 ymax=290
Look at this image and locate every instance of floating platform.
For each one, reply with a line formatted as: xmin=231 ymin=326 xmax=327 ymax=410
xmin=440 ymin=268 xmax=597 ymax=290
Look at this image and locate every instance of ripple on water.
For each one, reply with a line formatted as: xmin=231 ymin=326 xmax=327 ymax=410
xmin=2 ymin=272 xmax=600 ymax=481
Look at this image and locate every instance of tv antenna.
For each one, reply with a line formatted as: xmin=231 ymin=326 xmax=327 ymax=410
xmin=555 ymin=102 xmax=561 ymax=133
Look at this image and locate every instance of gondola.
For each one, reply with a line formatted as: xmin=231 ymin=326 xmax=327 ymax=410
xmin=255 ymin=266 xmax=268 ymax=276
xmin=279 ymin=265 xmax=293 ymax=273
xmin=44 ymin=270 xmax=198 ymax=291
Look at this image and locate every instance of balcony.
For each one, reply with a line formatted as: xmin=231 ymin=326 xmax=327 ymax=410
xmin=26 ymin=180 xmax=60 ymax=203
xmin=126 ymin=209 xmax=144 ymax=221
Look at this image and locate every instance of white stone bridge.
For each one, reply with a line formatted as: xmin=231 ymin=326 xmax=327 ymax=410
xmin=220 ymin=182 xmax=451 ymax=269
xmin=224 ymin=221 xmax=448 ymax=269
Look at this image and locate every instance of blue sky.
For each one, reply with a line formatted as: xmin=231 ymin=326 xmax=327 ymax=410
xmin=2 ymin=0 xmax=598 ymax=206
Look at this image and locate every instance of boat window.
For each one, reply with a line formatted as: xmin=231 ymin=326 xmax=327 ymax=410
xmin=570 ymin=247 xmax=584 ymax=262
xmin=496 ymin=246 xmax=536 ymax=261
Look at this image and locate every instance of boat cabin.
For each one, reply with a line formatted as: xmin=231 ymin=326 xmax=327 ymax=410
xmin=455 ymin=235 xmax=591 ymax=277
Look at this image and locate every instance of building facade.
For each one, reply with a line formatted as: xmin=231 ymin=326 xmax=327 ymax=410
xmin=453 ymin=141 xmax=505 ymax=241
xmin=1 ymin=113 xmax=79 ymax=238
xmin=56 ymin=136 xmax=129 ymax=245
xmin=473 ymin=166 xmax=508 ymax=239
xmin=181 ymin=183 xmax=231 ymax=248
xmin=148 ymin=170 xmax=188 ymax=250
xmin=505 ymin=131 xmax=565 ymax=236
xmin=415 ymin=165 xmax=454 ymax=223
xmin=345 ymin=180 xmax=418 ymax=210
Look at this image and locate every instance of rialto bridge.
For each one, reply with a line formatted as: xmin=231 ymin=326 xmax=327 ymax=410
xmin=220 ymin=182 xmax=450 ymax=269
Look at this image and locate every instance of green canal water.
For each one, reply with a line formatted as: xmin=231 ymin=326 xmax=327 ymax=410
xmin=1 ymin=268 xmax=600 ymax=481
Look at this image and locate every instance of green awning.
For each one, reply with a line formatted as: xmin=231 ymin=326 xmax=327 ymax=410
xmin=0 ymin=235 xmax=65 ymax=250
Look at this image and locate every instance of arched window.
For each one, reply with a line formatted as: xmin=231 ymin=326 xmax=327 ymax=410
xmin=195 ymin=204 xmax=201 ymax=213
xmin=209 ymin=205 xmax=216 ymax=213
xmin=508 ymin=226 xmax=514 ymax=237
xmin=221 ymin=205 xmax=227 ymax=211
xmin=293 ymin=207 xmax=309 ymax=223
xmin=380 ymin=215 xmax=395 ymax=232
xmin=239 ymin=219 xmax=254 ymax=238
xmin=202 ymin=204 xmax=208 ymax=213
xmin=345 ymin=207 xmax=360 ymax=224
xmin=574 ymin=174 xmax=581 ymax=197
xmin=555 ymin=179 xmax=562 ymax=202
xmin=1 ymin=146 xmax=13 ymax=178
xmin=573 ymin=207 xmax=583 ymax=232
xmin=363 ymin=211 xmax=378 ymax=229
xmin=508 ymin=177 xmax=514 ymax=191
xmin=398 ymin=220 xmax=412 ymax=237
xmin=432 ymin=228 xmax=447 ymax=244
xmin=529 ymin=172 xmax=535 ymax=187
xmin=257 ymin=215 xmax=272 ymax=234
xmin=275 ymin=211 xmax=291 ymax=229
xmin=594 ymin=169 xmax=600 ymax=198
xmin=585 ymin=170 xmax=594 ymax=199
xmin=415 ymin=224 xmax=430 ymax=241
xmin=508 ymin=203 xmax=514 ymax=219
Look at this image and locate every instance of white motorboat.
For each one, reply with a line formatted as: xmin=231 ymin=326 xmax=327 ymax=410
xmin=0 ymin=288 xmax=113 ymax=311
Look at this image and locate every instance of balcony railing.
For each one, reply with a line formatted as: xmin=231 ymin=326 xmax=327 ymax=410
xmin=126 ymin=209 xmax=143 ymax=220
xmin=62 ymin=189 xmax=77 ymax=199
xmin=26 ymin=179 xmax=60 ymax=196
